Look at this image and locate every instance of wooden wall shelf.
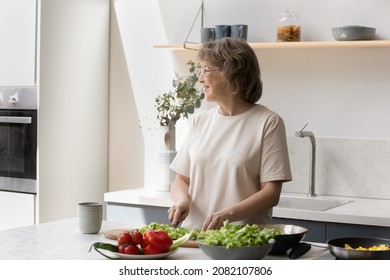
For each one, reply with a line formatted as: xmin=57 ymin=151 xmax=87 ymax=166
xmin=154 ymin=40 xmax=390 ymax=50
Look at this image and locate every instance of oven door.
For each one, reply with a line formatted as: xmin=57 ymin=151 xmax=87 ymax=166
xmin=0 ymin=109 xmax=37 ymax=194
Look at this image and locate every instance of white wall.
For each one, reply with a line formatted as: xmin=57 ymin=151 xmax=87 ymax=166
xmin=111 ymin=0 xmax=390 ymax=199
xmin=111 ymin=0 xmax=175 ymax=191
xmin=38 ymin=0 xmax=110 ymax=222
xmin=160 ymin=0 xmax=390 ymax=43
xmin=108 ymin=1 xmax=145 ymax=192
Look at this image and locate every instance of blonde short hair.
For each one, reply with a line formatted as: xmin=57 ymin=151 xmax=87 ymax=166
xmin=198 ymin=37 xmax=263 ymax=103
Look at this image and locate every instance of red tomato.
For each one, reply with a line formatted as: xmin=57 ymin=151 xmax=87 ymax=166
xmin=142 ymin=243 xmax=169 ymax=255
xmin=117 ymin=231 xmax=133 ymax=246
xmin=118 ymin=244 xmax=126 ymax=254
xmin=124 ymin=244 xmax=140 ymax=255
xmin=131 ymin=230 xmax=143 ymax=245
xmin=143 ymin=230 xmax=173 ymax=250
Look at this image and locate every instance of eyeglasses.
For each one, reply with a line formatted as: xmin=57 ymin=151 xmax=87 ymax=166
xmin=200 ymin=67 xmax=219 ymax=77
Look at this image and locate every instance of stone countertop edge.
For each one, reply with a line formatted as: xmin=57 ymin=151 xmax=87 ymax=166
xmin=104 ymin=188 xmax=390 ymax=227
xmin=0 ymin=218 xmax=332 ymax=260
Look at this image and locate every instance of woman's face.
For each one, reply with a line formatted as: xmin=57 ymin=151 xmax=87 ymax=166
xmin=199 ymin=63 xmax=230 ymax=103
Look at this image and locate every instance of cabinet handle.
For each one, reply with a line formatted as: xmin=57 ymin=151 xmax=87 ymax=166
xmin=0 ymin=116 xmax=32 ymax=124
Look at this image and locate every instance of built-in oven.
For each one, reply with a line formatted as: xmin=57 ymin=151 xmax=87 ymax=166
xmin=0 ymin=87 xmax=37 ymax=194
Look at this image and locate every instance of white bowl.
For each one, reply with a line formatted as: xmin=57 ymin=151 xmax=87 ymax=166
xmin=332 ymin=25 xmax=376 ymax=41
xmin=197 ymin=241 xmax=274 ymax=260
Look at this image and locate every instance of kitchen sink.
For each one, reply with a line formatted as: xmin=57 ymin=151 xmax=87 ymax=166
xmin=276 ymin=195 xmax=353 ymax=211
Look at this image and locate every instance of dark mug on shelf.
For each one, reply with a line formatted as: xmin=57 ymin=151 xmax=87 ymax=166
xmin=230 ymin=24 xmax=248 ymax=40
xmin=215 ymin=25 xmax=231 ymax=39
xmin=200 ymin=27 xmax=215 ymax=43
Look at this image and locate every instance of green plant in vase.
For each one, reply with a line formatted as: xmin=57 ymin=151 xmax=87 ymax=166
xmin=155 ymin=60 xmax=204 ymax=127
xmin=154 ymin=60 xmax=204 ymax=191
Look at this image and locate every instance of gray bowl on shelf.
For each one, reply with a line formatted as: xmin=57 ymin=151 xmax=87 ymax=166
xmin=332 ymin=25 xmax=376 ymax=41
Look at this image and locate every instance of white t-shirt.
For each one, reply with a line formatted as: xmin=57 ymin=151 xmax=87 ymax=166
xmin=170 ymin=104 xmax=292 ymax=229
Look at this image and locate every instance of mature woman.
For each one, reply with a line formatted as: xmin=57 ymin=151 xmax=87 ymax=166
xmin=168 ymin=37 xmax=292 ymax=231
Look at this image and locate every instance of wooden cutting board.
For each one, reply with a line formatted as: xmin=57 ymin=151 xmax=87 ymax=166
xmin=104 ymin=228 xmax=199 ymax=248
xmin=104 ymin=228 xmax=131 ymax=240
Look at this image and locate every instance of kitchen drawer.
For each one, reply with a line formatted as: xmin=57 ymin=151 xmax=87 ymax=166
xmin=273 ymin=217 xmax=390 ymax=243
xmin=326 ymin=222 xmax=390 ymax=240
xmin=0 ymin=191 xmax=35 ymax=230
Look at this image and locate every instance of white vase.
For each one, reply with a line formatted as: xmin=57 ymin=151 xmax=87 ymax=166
xmin=155 ymin=125 xmax=177 ymax=192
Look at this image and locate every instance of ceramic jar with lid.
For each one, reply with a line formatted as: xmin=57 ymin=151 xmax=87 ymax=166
xmin=277 ymin=7 xmax=301 ymax=42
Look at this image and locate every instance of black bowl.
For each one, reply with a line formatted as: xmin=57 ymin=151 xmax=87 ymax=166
xmin=327 ymin=237 xmax=390 ymax=260
xmin=260 ymin=224 xmax=308 ymax=255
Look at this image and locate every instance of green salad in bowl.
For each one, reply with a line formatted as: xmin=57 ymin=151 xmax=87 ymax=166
xmin=197 ymin=220 xmax=277 ymax=260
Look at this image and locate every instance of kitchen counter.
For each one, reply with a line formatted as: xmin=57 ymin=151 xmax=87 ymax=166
xmin=0 ymin=218 xmax=332 ymax=260
xmin=104 ymin=188 xmax=390 ymax=227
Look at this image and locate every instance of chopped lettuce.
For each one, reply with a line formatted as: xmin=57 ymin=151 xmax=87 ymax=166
xmin=197 ymin=220 xmax=277 ymax=249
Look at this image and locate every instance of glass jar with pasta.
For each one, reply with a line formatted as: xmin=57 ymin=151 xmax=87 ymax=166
xmin=277 ymin=7 xmax=301 ymax=42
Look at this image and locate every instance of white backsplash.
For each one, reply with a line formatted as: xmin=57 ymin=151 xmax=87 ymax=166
xmin=284 ymin=137 xmax=390 ymax=200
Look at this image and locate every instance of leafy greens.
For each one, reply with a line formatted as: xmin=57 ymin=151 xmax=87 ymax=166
xmin=197 ymin=220 xmax=277 ymax=249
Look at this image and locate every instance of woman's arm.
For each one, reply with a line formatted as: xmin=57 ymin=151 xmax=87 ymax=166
xmin=201 ymin=180 xmax=283 ymax=231
xmin=167 ymin=173 xmax=191 ymax=227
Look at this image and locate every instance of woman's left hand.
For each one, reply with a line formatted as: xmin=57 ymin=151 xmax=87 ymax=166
xmin=201 ymin=211 xmax=231 ymax=231
xmin=201 ymin=181 xmax=283 ymax=231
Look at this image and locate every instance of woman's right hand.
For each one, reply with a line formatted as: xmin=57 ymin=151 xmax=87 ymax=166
xmin=168 ymin=201 xmax=190 ymax=227
xmin=168 ymin=173 xmax=191 ymax=227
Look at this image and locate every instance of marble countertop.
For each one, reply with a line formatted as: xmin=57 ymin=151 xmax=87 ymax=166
xmin=0 ymin=218 xmax=332 ymax=260
xmin=104 ymin=188 xmax=390 ymax=227
xmin=273 ymin=193 xmax=390 ymax=227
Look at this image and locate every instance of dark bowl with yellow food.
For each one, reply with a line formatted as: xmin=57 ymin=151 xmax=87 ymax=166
xmin=327 ymin=237 xmax=390 ymax=260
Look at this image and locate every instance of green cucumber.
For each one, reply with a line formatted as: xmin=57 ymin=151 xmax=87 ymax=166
xmin=89 ymin=242 xmax=120 ymax=260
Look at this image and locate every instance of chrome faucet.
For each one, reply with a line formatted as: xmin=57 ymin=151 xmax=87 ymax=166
xmin=295 ymin=123 xmax=316 ymax=197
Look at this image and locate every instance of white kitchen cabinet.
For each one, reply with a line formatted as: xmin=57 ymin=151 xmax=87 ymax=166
xmin=107 ymin=203 xmax=169 ymax=225
xmin=0 ymin=0 xmax=37 ymax=86
xmin=0 ymin=191 xmax=35 ymax=230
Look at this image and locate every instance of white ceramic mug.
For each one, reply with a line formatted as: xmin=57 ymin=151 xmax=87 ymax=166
xmin=78 ymin=202 xmax=102 ymax=234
